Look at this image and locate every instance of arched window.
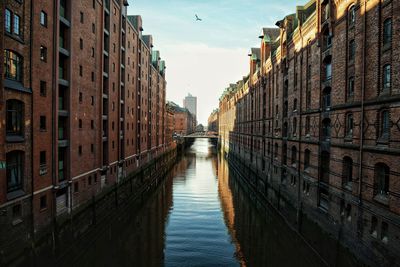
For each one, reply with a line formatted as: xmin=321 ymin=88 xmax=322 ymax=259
xmin=322 ymin=27 xmax=332 ymax=51
xmin=322 ymin=118 xmax=331 ymax=141
xmin=323 ymin=87 xmax=331 ymax=110
xmin=304 ymin=149 xmax=311 ymax=170
xmin=342 ymin=156 xmax=353 ymax=188
xmin=383 ymin=18 xmax=392 ymax=46
xmin=6 ymin=151 xmax=24 ymax=193
xmin=324 ymin=56 xmax=332 ymax=81
xmin=283 ymin=122 xmax=288 ymax=137
xmin=321 ymin=151 xmax=330 ymax=183
xmin=4 ymin=50 xmax=23 ymax=81
xmin=374 ymin=163 xmax=389 ymax=198
xmin=293 ymin=98 xmax=298 ymax=112
xmin=6 ymin=99 xmax=24 ymax=137
xmin=291 ymin=146 xmax=297 ymax=165
xmin=348 ymin=6 xmax=356 ymax=26
xmin=293 ymin=117 xmax=297 ymax=136
xmin=382 ymin=64 xmax=391 ymax=92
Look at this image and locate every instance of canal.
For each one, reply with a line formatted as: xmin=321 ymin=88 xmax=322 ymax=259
xmin=75 ymin=139 xmax=327 ymax=267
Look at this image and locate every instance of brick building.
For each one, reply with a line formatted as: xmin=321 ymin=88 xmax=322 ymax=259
xmin=1 ymin=0 xmax=168 ymax=237
xmin=167 ymin=101 xmax=195 ymax=136
xmin=219 ymin=0 xmax=400 ymax=265
xmin=207 ymin=109 xmax=219 ymax=133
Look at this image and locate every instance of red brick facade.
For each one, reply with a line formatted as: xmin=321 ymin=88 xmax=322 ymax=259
xmin=0 ymin=0 xmax=169 ymax=235
xmin=219 ymin=0 xmax=400 ymax=265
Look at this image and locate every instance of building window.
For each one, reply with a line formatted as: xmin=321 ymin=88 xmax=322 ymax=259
xmin=304 ymin=149 xmax=310 ymax=171
xmin=6 ymin=151 xmax=24 ymax=193
xmin=382 ymin=64 xmax=391 ymax=92
xmin=322 ymin=87 xmax=331 ymax=110
xmin=91 ymin=96 xmax=94 ymax=105
xmin=91 ymin=144 xmax=94 ymax=153
xmin=79 ymin=65 xmax=83 ymax=76
xmin=379 ymin=110 xmax=390 ymax=140
xmin=6 ymin=100 xmax=24 ymax=137
xmin=291 ymin=146 xmax=297 ymax=166
xmin=349 ymin=6 xmax=356 ymax=26
xmin=80 ymin=38 xmax=83 ymax=50
xmin=305 ymin=116 xmax=310 ymax=135
xmin=342 ymin=156 xmax=353 ymax=188
xmin=374 ymin=163 xmax=389 ymax=199
xmin=348 ymin=40 xmax=355 ymax=62
xmin=40 ymin=116 xmax=46 ymax=130
xmin=40 ymin=151 xmax=46 ymax=167
xmin=370 ymin=216 xmax=378 ymax=238
xmin=79 ymin=92 xmax=83 ymax=103
xmin=79 ymin=145 xmax=82 ymax=155
xmin=5 ymin=9 xmax=12 ymax=33
xmin=40 ymin=81 xmax=47 ymax=96
xmin=92 ymin=23 xmax=95 ymax=34
xmin=74 ymin=182 xmax=79 ymax=193
xmin=40 ymin=11 xmax=47 ymax=27
xmin=91 ymin=47 xmax=95 ymax=57
xmin=40 ymin=46 xmax=47 ymax=62
xmin=91 ymin=120 xmax=94 ymax=129
xmin=322 ymin=118 xmax=331 ymax=141
xmin=80 ymin=12 xmax=84 ymax=23
xmin=4 ymin=50 xmax=23 ymax=81
xmin=13 ymin=14 xmax=20 ymax=35
xmin=91 ymin=72 xmax=94 ymax=82
xmin=383 ymin=19 xmax=392 ymax=47
xmin=346 ymin=113 xmax=354 ymax=137
xmin=274 ymin=143 xmax=278 ymax=159
xmin=79 ymin=119 xmax=82 ymax=129
xmin=293 ymin=98 xmax=297 ymax=112
xmin=292 ymin=118 xmax=297 ymax=136
xmin=348 ymin=77 xmax=355 ymax=98
xmin=40 ymin=195 xmax=47 ymax=210
xmin=381 ymin=222 xmax=388 ymax=243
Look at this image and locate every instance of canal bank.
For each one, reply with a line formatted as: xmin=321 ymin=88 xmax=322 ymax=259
xmin=11 ymin=148 xmax=177 ymax=267
xmin=37 ymin=139 xmax=341 ymax=267
xmin=226 ymin=151 xmax=363 ymax=267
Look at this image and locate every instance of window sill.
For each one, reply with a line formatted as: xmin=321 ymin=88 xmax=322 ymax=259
xmin=4 ymin=31 xmax=25 ymax=44
xmin=344 ymin=136 xmax=353 ymax=142
xmin=7 ymin=190 xmax=25 ymax=201
xmin=4 ymin=79 xmax=32 ymax=93
xmin=12 ymin=218 xmax=23 ymax=226
xmin=374 ymin=194 xmax=389 ymax=206
xmin=6 ymin=135 xmax=25 ymax=143
xmin=382 ymin=44 xmax=391 ymax=53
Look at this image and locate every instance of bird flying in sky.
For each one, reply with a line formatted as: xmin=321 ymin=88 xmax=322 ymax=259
xmin=195 ymin=14 xmax=202 ymax=21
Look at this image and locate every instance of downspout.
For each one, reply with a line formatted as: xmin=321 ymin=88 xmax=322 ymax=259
xmin=29 ymin=0 xmax=34 ymax=246
xmin=297 ymin=26 xmax=304 ymax=231
xmin=51 ymin=0 xmax=58 ymax=253
xmin=357 ymin=0 xmax=367 ymax=237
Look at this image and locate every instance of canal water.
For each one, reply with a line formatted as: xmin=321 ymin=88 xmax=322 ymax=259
xmin=77 ymin=139 xmax=326 ymax=267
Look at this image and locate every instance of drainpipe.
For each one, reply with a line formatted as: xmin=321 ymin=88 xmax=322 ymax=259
xmin=297 ymin=27 xmax=304 ymax=231
xmin=29 ymin=0 xmax=35 ymax=249
xmin=357 ymin=0 xmax=367 ymax=237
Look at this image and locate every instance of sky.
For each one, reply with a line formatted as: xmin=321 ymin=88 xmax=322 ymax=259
xmin=128 ymin=0 xmax=298 ymax=125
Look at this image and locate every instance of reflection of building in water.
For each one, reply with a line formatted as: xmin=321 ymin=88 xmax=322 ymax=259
xmin=77 ymin=176 xmax=174 ymax=267
xmin=217 ymin=157 xmax=246 ymax=266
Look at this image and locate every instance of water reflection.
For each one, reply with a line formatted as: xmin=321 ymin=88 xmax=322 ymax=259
xmin=76 ymin=139 xmax=325 ymax=267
